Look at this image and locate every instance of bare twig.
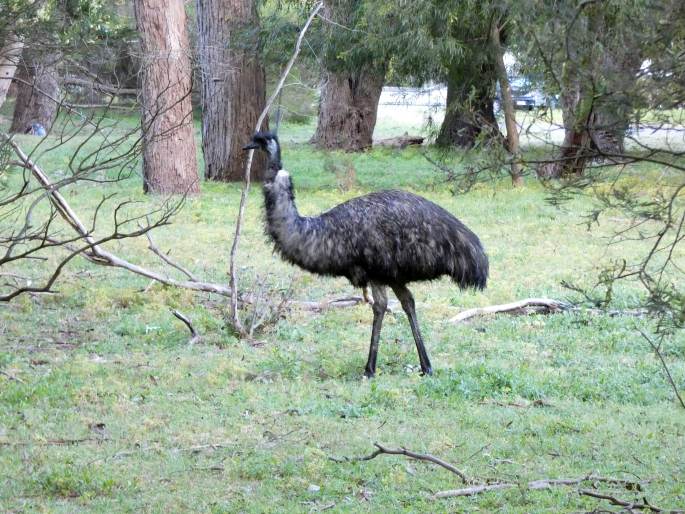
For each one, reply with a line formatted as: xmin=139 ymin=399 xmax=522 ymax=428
xmin=637 ymin=328 xmax=685 ymax=410
xmin=171 ymin=309 xmax=200 ymax=345
xmin=434 ymin=476 xmax=648 ymax=500
xmin=329 ymin=442 xmax=471 ymax=484
xmin=228 ymin=1 xmax=324 ymax=336
xmin=579 ymin=489 xmax=683 ymax=513
xmin=145 ymin=227 xmax=199 ymax=282
xmin=0 ymin=370 xmax=25 ymax=384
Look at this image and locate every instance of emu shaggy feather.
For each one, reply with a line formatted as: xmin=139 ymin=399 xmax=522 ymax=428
xmin=246 ymin=131 xmax=489 ymax=377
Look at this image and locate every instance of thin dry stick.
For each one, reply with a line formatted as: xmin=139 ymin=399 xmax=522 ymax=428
xmin=637 ymin=328 xmax=685 ymax=410
xmin=0 ymin=370 xmax=26 ymax=384
xmin=171 ymin=309 xmax=200 ymax=345
xmin=228 ymin=1 xmax=324 ymax=335
xmin=434 ymin=476 xmax=649 ymax=500
xmin=578 ymin=489 xmax=683 ymax=513
xmin=145 ymin=227 xmax=199 ymax=281
xmin=329 ymin=442 xmax=471 ymax=484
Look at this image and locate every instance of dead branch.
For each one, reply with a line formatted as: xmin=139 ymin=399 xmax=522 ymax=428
xmin=434 ymin=476 xmax=648 ymax=500
xmin=144 ymin=228 xmax=199 ymax=282
xmin=332 ymin=442 xmax=651 ymax=505
xmin=295 ymin=295 xmax=367 ymax=312
xmin=578 ymin=489 xmax=683 ymax=513
xmin=449 ymin=298 xmax=570 ymax=323
xmin=171 ymin=309 xmax=200 ymax=345
xmin=2 ymin=136 xmax=231 ymax=299
xmin=375 ymin=134 xmax=425 ymax=149
xmin=637 ymin=328 xmax=685 ymax=410
xmin=329 ymin=442 xmax=471 ymax=484
xmin=0 ymin=370 xmax=25 ymax=384
xmin=228 ymin=1 xmax=324 ymax=336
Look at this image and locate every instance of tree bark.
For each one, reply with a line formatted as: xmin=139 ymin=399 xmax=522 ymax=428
xmin=134 ymin=0 xmax=200 ymax=195
xmin=311 ymin=66 xmax=385 ymax=151
xmin=0 ymin=34 xmax=24 ymax=110
xmin=436 ymin=57 xmax=502 ymax=149
xmin=196 ymin=0 xmax=267 ymax=182
xmin=310 ymin=0 xmax=385 ymax=152
xmin=490 ymin=20 xmax=522 ymax=186
xmin=9 ymin=50 xmax=60 ymax=134
xmin=546 ymin=5 xmax=643 ymax=178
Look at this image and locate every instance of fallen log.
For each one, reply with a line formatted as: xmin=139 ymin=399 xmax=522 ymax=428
xmin=449 ymin=298 xmax=569 ymax=323
xmin=375 ymin=134 xmax=425 ymax=149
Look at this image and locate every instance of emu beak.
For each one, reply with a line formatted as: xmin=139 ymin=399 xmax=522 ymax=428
xmin=242 ymin=141 xmax=259 ymax=150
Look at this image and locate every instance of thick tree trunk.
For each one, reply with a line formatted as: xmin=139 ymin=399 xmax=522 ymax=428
xmin=0 ymin=34 xmax=24 ymax=110
xmin=196 ymin=0 xmax=267 ymax=182
xmin=311 ymin=67 xmax=385 ymax=151
xmin=437 ymin=58 xmax=502 ymax=148
xmin=491 ymin=20 xmax=522 ymax=186
xmin=546 ymin=7 xmax=642 ymax=178
xmin=10 ymin=51 xmax=60 ymax=134
xmin=134 ymin=0 xmax=200 ymax=195
xmin=310 ymin=0 xmax=385 ymax=151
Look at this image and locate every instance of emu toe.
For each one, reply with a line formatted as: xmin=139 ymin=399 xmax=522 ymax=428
xmin=420 ymin=366 xmax=433 ymax=376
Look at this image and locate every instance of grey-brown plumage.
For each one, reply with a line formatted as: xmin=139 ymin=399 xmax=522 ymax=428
xmin=244 ymin=131 xmax=488 ymax=377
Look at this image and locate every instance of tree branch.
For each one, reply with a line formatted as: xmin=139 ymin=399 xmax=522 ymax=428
xmin=578 ymin=489 xmax=683 ymax=513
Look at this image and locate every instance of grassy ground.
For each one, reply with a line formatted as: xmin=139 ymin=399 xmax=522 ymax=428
xmin=1 ymin=110 xmax=685 ymax=512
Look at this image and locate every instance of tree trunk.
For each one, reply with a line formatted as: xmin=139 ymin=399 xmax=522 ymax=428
xmin=436 ymin=58 xmax=502 ymax=149
xmin=310 ymin=0 xmax=385 ymax=152
xmin=546 ymin=5 xmax=642 ymax=178
xmin=9 ymin=50 xmax=60 ymax=134
xmin=196 ymin=0 xmax=267 ymax=182
xmin=0 ymin=34 xmax=24 ymax=110
xmin=490 ymin=20 xmax=522 ymax=186
xmin=311 ymin=66 xmax=385 ymax=151
xmin=134 ymin=0 xmax=200 ymax=195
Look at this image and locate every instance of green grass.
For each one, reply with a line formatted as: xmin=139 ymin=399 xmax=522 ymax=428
xmin=1 ymin=113 xmax=685 ymax=513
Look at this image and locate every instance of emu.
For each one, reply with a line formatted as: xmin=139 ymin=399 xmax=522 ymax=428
xmin=244 ymin=131 xmax=488 ymax=377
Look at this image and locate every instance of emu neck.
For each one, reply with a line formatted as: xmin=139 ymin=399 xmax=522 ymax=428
xmin=262 ymin=169 xmax=302 ymax=250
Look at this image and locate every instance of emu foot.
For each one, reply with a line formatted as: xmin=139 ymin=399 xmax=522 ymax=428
xmin=420 ymin=366 xmax=433 ymax=376
xmin=363 ymin=368 xmax=375 ymax=379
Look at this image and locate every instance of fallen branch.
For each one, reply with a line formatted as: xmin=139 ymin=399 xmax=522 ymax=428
xmin=0 ymin=437 xmax=105 ymax=446
xmin=578 ymin=489 xmax=683 ymax=513
xmin=145 ymin=228 xmax=199 ymax=282
xmin=171 ymin=309 xmax=200 ymax=345
xmin=3 ymin=136 xmax=231 ymax=299
xmin=332 ymin=442 xmax=650 ymax=504
xmin=330 ymin=442 xmax=470 ymax=484
xmin=449 ymin=298 xmax=569 ymax=323
xmin=434 ymin=476 xmax=648 ymax=500
xmin=375 ymin=134 xmax=425 ymax=149
xmin=0 ymin=369 xmax=25 ymax=384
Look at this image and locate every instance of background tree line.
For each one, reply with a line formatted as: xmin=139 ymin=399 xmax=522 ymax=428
xmin=1 ymin=0 xmax=685 ymax=332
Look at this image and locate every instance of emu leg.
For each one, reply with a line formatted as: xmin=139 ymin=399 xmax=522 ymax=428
xmin=391 ymin=284 xmax=433 ymax=375
xmin=364 ymin=283 xmax=388 ymax=378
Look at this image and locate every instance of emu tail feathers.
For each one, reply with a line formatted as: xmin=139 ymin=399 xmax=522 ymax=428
xmin=450 ymin=233 xmax=489 ymax=291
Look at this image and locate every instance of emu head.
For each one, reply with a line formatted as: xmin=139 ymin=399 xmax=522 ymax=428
xmin=243 ymin=131 xmax=282 ymax=180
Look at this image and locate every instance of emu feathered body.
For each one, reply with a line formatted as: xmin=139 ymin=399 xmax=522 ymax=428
xmin=244 ymin=131 xmax=488 ymax=377
xmin=263 ymin=182 xmax=488 ymax=291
